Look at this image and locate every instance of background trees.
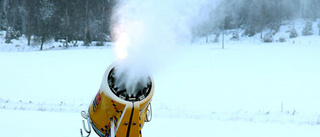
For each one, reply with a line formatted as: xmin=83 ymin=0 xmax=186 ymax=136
xmin=0 ymin=0 xmax=116 ymax=50
xmin=0 ymin=0 xmax=319 ymax=49
xmin=194 ymin=0 xmax=320 ymax=40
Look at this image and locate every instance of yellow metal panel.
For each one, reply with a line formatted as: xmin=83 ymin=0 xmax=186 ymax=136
xmin=89 ymin=91 xmax=126 ymax=135
xmin=115 ymin=103 xmax=132 ymax=137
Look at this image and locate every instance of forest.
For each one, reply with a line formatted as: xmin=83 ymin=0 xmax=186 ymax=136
xmin=0 ymin=0 xmax=116 ymax=50
xmin=194 ymin=0 xmax=320 ymax=41
xmin=1 ymin=0 xmax=320 ymax=50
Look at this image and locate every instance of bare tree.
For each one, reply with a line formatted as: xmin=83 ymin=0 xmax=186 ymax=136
xmin=37 ymin=0 xmax=55 ymax=50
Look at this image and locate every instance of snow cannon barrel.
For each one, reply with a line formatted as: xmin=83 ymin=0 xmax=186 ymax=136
xmin=87 ymin=63 xmax=154 ymax=137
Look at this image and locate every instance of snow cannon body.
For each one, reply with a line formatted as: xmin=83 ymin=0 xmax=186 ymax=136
xmin=80 ymin=63 xmax=154 ymax=137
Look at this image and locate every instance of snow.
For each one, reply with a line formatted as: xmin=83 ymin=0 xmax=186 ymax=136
xmin=0 ymin=110 xmax=319 ymax=137
xmin=0 ymin=109 xmax=79 ymax=136
xmin=1 ymin=39 xmax=320 ymax=136
xmin=0 ymin=17 xmax=320 ymax=137
xmin=143 ymin=118 xmax=319 ymax=137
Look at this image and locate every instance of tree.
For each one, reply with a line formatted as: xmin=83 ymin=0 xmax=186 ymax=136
xmin=3 ymin=0 xmax=13 ymax=43
xmin=318 ymin=21 xmax=320 ymax=35
xmin=302 ymin=20 xmax=313 ymax=36
xmin=2 ymin=0 xmax=26 ymax=43
xmin=52 ymin=0 xmax=74 ymax=47
xmin=25 ymin=0 xmax=39 ymax=46
xmin=36 ymin=0 xmax=55 ymax=50
xmin=301 ymin=0 xmax=319 ymax=20
xmin=83 ymin=0 xmax=91 ymax=46
xmin=97 ymin=0 xmax=116 ymax=45
xmin=244 ymin=0 xmax=262 ymax=37
xmin=289 ymin=27 xmax=298 ymax=38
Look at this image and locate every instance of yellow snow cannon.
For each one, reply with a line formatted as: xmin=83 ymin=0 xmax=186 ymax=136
xmin=80 ymin=63 xmax=154 ymax=137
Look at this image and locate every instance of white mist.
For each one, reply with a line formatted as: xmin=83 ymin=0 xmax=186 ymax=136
xmin=111 ymin=0 xmax=221 ymax=96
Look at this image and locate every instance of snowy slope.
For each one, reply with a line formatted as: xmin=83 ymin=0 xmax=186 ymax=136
xmin=1 ymin=41 xmax=320 ymax=136
xmin=1 ymin=109 xmax=319 ymax=137
xmin=1 ymin=19 xmax=320 ymax=136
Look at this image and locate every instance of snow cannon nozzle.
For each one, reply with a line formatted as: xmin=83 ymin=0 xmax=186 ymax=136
xmin=108 ymin=67 xmax=152 ymax=102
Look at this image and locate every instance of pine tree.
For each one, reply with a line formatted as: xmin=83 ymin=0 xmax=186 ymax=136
xmin=318 ymin=21 xmax=320 ymax=35
xmin=289 ymin=27 xmax=298 ymax=38
xmin=3 ymin=0 xmax=12 ymax=43
xmin=302 ymin=20 xmax=313 ymax=36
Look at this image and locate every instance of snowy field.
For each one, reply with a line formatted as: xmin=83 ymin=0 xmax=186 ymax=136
xmin=1 ymin=40 xmax=320 ymax=136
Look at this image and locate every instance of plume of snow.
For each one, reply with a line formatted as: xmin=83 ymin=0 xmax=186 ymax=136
xmin=111 ymin=0 xmax=221 ymax=96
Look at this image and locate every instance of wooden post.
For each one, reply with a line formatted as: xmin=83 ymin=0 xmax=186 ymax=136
xmin=281 ymin=102 xmax=283 ymax=113
xmin=222 ymin=20 xmax=225 ymax=49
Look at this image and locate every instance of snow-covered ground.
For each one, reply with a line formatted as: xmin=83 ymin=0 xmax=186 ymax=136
xmin=1 ymin=109 xmax=319 ymax=137
xmin=1 ymin=39 xmax=320 ymax=136
xmin=1 ymin=18 xmax=320 ymax=136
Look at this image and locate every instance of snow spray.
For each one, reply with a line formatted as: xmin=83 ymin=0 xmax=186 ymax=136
xmin=111 ymin=0 xmax=219 ymax=97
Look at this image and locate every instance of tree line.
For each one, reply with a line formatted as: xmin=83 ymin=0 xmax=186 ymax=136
xmin=1 ymin=0 xmax=116 ymax=50
xmin=194 ymin=0 xmax=320 ymax=40
xmin=1 ymin=0 xmax=320 ymax=50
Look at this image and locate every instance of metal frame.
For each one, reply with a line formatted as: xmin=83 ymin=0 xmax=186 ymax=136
xmin=80 ymin=111 xmax=91 ymax=137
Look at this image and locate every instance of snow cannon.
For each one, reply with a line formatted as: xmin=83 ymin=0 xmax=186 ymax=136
xmin=80 ymin=63 xmax=154 ymax=137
